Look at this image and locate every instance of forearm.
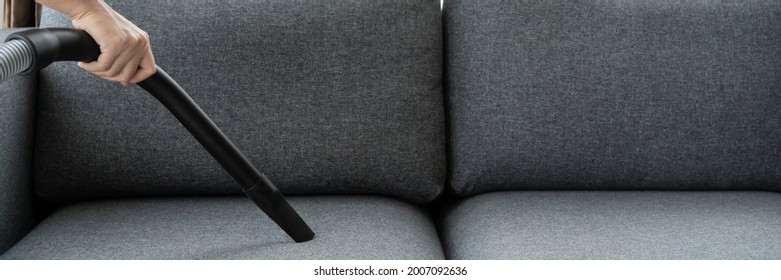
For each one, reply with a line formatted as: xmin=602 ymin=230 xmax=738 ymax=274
xmin=35 ymin=0 xmax=107 ymax=21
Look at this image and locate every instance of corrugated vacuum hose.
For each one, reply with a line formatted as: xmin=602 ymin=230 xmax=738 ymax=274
xmin=0 ymin=39 xmax=33 ymax=81
xmin=0 ymin=28 xmax=315 ymax=243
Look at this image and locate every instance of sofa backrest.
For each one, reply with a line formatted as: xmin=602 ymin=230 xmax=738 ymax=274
xmin=34 ymin=0 xmax=445 ymax=204
xmin=445 ymin=0 xmax=781 ymax=196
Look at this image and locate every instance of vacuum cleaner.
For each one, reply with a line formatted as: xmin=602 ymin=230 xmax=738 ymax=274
xmin=0 ymin=28 xmax=315 ymax=243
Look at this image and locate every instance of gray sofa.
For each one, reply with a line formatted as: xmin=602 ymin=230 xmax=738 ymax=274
xmin=0 ymin=0 xmax=779 ymax=259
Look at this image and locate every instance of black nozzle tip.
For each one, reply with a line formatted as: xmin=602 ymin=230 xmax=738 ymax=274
xmin=243 ymin=176 xmax=315 ymax=243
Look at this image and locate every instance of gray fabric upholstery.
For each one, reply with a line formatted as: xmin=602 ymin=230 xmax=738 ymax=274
xmin=2 ymin=195 xmax=444 ymax=259
xmin=0 ymin=28 xmax=37 ymax=254
xmin=445 ymin=0 xmax=781 ymax=196
xmin=441 ymin=191 xmax=781 ymax=260
xmin=35 ymin=0 xmax=445 ymax=203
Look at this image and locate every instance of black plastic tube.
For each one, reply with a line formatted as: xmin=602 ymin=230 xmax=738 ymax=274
xmin=138 ymin=69 xmax=314 ymax=242
xmin=4 ymin=28 xmax=315 ymax=242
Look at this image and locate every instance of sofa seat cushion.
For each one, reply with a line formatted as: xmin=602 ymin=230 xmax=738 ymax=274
xmin=441 ymin=191 xmax=781 ymax=259
xmin=1 ymin=196 xmax=443 ymax=259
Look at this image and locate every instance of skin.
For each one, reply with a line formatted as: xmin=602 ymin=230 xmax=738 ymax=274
xmin=36 ymin=0 xmax=156 ymax=85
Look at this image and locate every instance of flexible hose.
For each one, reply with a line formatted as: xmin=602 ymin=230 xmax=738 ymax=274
xmin=0 ymin=39 xmax=34 ymax=82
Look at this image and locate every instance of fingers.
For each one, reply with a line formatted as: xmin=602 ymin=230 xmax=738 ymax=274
xmin=77 ymin=30 xmax=151 ymax=85
xmin=129 ymin=47 xmax=157 ymax=84
xmin=102 ymin=35 xmax=146 ymax=84
xmin=78 ymin=46 xmax=119 ymax=73
xmin=106 ymin=51 xmax=142 ymax=86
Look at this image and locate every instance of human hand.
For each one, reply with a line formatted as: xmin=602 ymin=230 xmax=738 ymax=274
xmin=68 ymin=1 xmax=156 ymax=85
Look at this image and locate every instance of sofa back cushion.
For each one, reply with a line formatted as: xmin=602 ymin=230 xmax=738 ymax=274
xmin=35 ymin=0 xmax=445 ymax=204
xmin=445 ymin=0 xmax=781 ymax=196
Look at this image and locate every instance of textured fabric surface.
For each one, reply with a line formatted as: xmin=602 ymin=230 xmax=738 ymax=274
xmin=34 ymin=0 xmax=445 ymax=203
xmin=0 ymin=28 xmax=36 ymax=254
xmin=441 ymin=191 xmax=781 ymax=260
xmin=2 ymin=195 xmax=444 ymax=259
xmin=445 ymin=0 xmax=781 ymax=195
